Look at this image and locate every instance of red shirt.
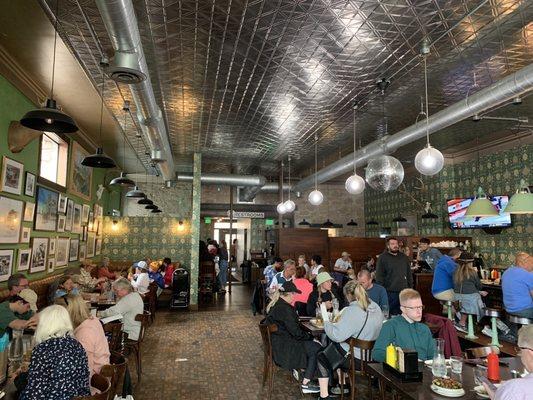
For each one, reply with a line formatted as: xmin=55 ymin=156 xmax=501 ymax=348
xmin=97 ymin=267 xmax=116 ymax=280
xmin=292 ymin=278 xmax=314 ymax=305
xmin=164 ymin=265 xmax=175 ymax=287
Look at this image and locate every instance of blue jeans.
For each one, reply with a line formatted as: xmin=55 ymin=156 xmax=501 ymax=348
xmin=218 ymin=259 xmax=228 ymax=288
xmin=510 ymin=308 xmax=533 ymax=319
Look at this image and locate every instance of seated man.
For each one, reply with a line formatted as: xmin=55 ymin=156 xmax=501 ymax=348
xmin=7 ymin=273 xmax=29 ymax=297
xmin=373 ymin=289 xmax=435 ymax=362
xmin=269 ymin=259 xmax=296 ymax=293
xmin=332 ymin=251 xmax=352 ymax=286
xmin=263 ymin=257 xmax=283 ymax=287
xmin=99 ymin=278 xmax=144 ymax=341
xmin=432 ymin=247 xmax=462 ymax=301
xmin=502 ymin=252 xmax=533 ymax=318
xmin=357 ymin=269 xmax=388 ymax=312
xmin=0 ymin=296 xmax=38 ymax=336
xmin=74 ymin=261 xmax=107 ymax=292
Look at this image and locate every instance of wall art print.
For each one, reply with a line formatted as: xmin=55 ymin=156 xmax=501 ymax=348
xmin=17 ymin=248 xmax=31 ymax=271
xmin=65 ymin=199 xmax=74 ymax=232
xmin=23 ymin=201 xmax=35 ymax=222
xmin=20 ymin=227 xmax=31 ymax=244
xmin=0 ymin=249 xmax=14 ymax=282
xmin=69 ymin=238 xmax=79 ymax=262
xmin=0 ymin=156 xmax=24 ymax=195
xmin=68 ymin=141 xmax=92 ymax=200
xmin=24 ymin=172 xmax=36 ymax=197
xmin=72 ymin=203 xmax=82 ymax=234
xmin=30 ymin=237 xmax=48 ymax=273
xmin=55 ymin=237 xmax=69 ymax=267
xmin=0 ymin=196 xmax=23 ymax=243
xmin=35 ymin=186 xmax=59 ymax=231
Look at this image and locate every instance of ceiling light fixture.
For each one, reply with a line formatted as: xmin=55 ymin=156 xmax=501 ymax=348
xmin=346 ymin=219 xmax=358 ymax=226
xmin=145 ymin=204 xmax=158 ymax=210
xmin=308 ymin=134 xmax=324 ymax=205
xmin=82 ymin=59 xmax=116 ymax=168
xmin=284 ymin=155 xmax=296 ymax=213
xmin=151 ymin=208 xmax=162 ymax=214
xmin=345 ymin=104 xmax=365 ymax=195
xmin=366 ymin=220 xmax=379 ymax=226
xmin=421 ymin=202 xmax=438 ymax=219
xmin=322 ymin=219 xmax=334 ymax=228
xmin=392 ymin=214 xmax=407 ymax=223
xmin=110 ymin=101 xmax=136 ymax=187
xmin=276 ymin=160 xmax=287 ymax=214
xmin=137 ymin=197 xmax=152 ymax=205
xmin=298 ymin=219 xmax=310 ymax=226
xmin=504 ymin=180 xmax=533 ymax=214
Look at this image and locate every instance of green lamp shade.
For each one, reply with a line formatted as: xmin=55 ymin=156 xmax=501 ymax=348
xmin=504 ymin=192 xmax=533 ymax=214
xmin=465 ymin=187 xmax=498 ymax=217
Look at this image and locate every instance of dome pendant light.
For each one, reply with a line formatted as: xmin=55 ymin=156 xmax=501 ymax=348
xmin=82 ymin=59 xmax=116 ymax=169
xmin=421 ymin=202 xmax=438 ymax=219
xmin=137 ymin=197 xmax=153 ymax=205
xmin=277 ymin=160 xmax=287 ymax=215
xmin=504 ymin=179 xmax=533 ymax=214
xmin=20 ymin=0 xmax=78 ymax=134
xmin=284 ymin=155 xmax=296 ymax=213
xmin=414 ymin=46 xmax=444 ymax=176
xmin=345 ymin=105 xmax=365 ymax=195
xmin=151 ymin=208 xmax=162 ymax=214
xmin=308 ymin=134 xmax=324 ymax=206
xmin=465 ymin=187 xmax=499 ymax=217
xmin=346 ymin=219 xmax=358 ymax=226
xmin=126 ymin=186 xmax=145 ymax=198
xmin=298 ymin=219 xmax=311 ymax=226
xmin=145 ymin=204 xmax=158 ymax=210
xmin=110 ymin=101 xmax=136 ymax=187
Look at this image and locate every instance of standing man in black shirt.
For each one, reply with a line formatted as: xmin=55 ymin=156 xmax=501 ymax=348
xmin=376 ymin=237 xmax=413 ymax=315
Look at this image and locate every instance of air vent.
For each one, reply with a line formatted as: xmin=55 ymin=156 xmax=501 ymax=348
xmin=150 ymin=150 xmax=166 ymax=163
xmin=107 ymin=51 xmax=146 ymax=84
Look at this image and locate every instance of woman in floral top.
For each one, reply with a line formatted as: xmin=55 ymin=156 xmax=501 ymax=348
xmin=20 ymin=305 xmax=90 ymax=400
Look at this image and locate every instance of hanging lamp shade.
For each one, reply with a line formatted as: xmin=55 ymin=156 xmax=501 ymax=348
xmin=346 ymin=219 xmax=358 ymax=226
xmin=110 ymin=172 xmax=135 ymax=187
xmin=366 ymin=220 xmax=379 ymax=225
xmin=20 ymin=98 xmax=78 ymax=134
xmin=503 ymin=180 xmax=533 ymax=214
xmin=421 ymin=211 xmax=438 ymax=219
xmin=145 ymin=204 xmax=158 ymax=210
xmin=322 ymin=219 xmax=334 ymax=228
xmin=151 ymin=208 xmax=162 ymax=213
xmin=465 ymin=187 xmax=499 ymax=217
xmin=137 ymin=197 xmax=153 ymax=205
xmin=298 ymin=219 xmax=310 ymax=226
xmin=82 ymin=147 xmax=116 ymax=169
xmin=284 ymin=199 xmax=296 ymax=213
xmin=276 ymin=202 xmax=287 ymax=214
xmin=392 ymin=214 xmax=407 ymax=223
xmin=126 ymin=186 xmax=145 ymax=198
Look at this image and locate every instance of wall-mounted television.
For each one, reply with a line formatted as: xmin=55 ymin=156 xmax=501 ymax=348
xmin=447 ymin=196 xmax=511 ymax=229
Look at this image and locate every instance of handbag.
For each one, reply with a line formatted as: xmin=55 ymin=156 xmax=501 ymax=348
xmin=318 ymin=310 xmax=369 ymax=371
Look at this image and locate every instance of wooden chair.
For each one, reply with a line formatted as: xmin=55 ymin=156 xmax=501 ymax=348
xmin=199 ymin=261 xmax=217 ymax=304
xmin=124 ymin=311 xmax=151 ymax=383
xmin=143 ymin=282 xmax=158 ymax=324
xmin=258 ymin=322 xmax=303 ymax=400
xmin=73 ymin=373 xmax=111 ymax=400
xmin=340 ymin=338 xmax=376 ymax=400
xmin=100 ymin=351 xmax=127 ymax=400
xmin=103 ymin=322 xmax=125 ymax=353
xmin=465 ymin=346 xmax=500 ymax=359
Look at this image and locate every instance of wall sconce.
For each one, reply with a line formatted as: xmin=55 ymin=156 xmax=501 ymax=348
xmin=177 ymin=220 xmax=185 ymax=233
xmin=111 ymin=219 xmax=119 ymax=231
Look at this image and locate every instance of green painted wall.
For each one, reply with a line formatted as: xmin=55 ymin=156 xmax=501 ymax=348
xmin=365 ymin=144 xmax=533 ymax=265
xmin=0 ymin=73 xmax=107 ymax=285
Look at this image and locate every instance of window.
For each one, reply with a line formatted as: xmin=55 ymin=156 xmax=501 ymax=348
xmin=39 ymin=132 xmax=68 ymax=187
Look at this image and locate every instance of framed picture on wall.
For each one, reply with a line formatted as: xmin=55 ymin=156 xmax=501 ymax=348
xmin=20 ymin=227 xmax=31 ymax=243
xmin=87 ymin=211 xmax=94 ymax=231
xmin=0 ymin=249 xmax=14 ymax=282
xmin=58 ymin=194 xmax=67 ymax=214
xmin=65 ymin=199 xmax=74 ymax=232
xmin=57 ymin=215 xmax=66 ymax=232
xmin=55 ymin=237 xmax=69 ymax=267
xmin=35 ymin=186 xmax=59 ymax=231
xmin=47 ymin=258 xmax=55 ymax=273
xmin=49 ymin=237 xmax=56 ymax=256
xmin=86 ymin=232 xmax=95 ymax=258
xmin=79 ymin=242 xmax=86 ymax=261
xmin=68 ymin=142 xmax=92 ymax=201
xmin=0 ymin=196 xmax=23 ymax=243
xmin=23 ymin=201 xmax=35 ymax=222
xmin=95 ymin=239 xmax=101 ymax=256
xmin=24 ymin=172 xmax=36 ymax=197
xmin=18 ymin=248 xmax=31 ymax=271
xmin=69 ymin=238 xmax=79 ymax=262
xmin=82 ymin=204 xmax=90 ymax=226
xmin=72 ymin=203 xmax=82 ymax=234
xmin=0 ymin=157 xmax=24 ymax=195
xmin=30 ymin=237 xmax=48 ymax=273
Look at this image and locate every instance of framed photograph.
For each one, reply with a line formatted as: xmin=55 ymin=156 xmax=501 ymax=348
xmin=58 ymin=194 xmax=67 ymax=214
xmin=20 ymin=227 xmax=31 ymax=243
xmin=47 ymin=258 xmax=55 ymax=273
xmin=86 ymin=232 xmax=95 ymax=258
xmin=23 ymin=201 xmax=35 ymax=222
xmin=0 ymin=196 xmax=23 ymax=243
xmin=68 ymin=141 xmax=92 ymax=200
xmin=17 ymin=248 xmax=31 ymax=271
xmin=30 ymin=237 xmax=48 ymax=273
xmin=57 ymin=215 xmax=66 ymax=232
xmin=24 ymin=172 xmax=36 ymax=197
xmin=0 ymin=249 xmax=14 ymax=282
xmin=82 ymin=204 xmax=90 ymax=226
xmin=35 ymin=186 xmax=59 ymax=231
xmin=69 ymin=238 xmax=79 ymax=262
xmin=0 ymin=157 xmax=24 ymax=195
xmin=95 ymin=239 xmax=102 ymax=256
xmin=72 ymin=203 xmax=82 ymax=234
xmin=79 ymin=242 xmax=86 ymax=261
xmin=87 ymin=211 xmax=94 ymax=231
xmin=49 ymin=237 xmax=56 ymax=256
xmin=65 ymin=199 xmax=74 ymax=232
xmin=55 ymin=237 xmax=69 ymax=267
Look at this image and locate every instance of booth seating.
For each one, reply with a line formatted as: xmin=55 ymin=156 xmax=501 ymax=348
xmin=0 ymin=273 xmax=63 ymax=309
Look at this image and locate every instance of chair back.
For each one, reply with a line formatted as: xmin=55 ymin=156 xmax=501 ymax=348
xmin=259 ymin=323 xmax=278 ymax=360
xmin=135 ymin=311 xmax=151 ymax=343
xmin=347 ymin=338 xmax=376 ymax=372
xmin=103 ymin=322 xmax=124 ymax=352
xmin=466 ymin=346 xmax=500 ymax=359
xmin=100 ymin=351 xmax=127 ymax=400
xmin=73 ymin=373 xmax=111 ymax=400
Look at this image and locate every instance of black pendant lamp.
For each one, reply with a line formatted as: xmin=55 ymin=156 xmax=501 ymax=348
xmin=421 ymin=211 xmax=438 ymax=219
xmin=366 ymin=220 xmax=379 ymax=225
xmin=137 ymin=197 xmax=152 ymax=205
xmin=346 ymin=219 xmax=358 ymax=226
xmin=322 ymin=219 xmax=334 ymax=228
xmin=145 ymin=204 xmax=158 ymax=210
xmin=298 ymin=219 xmax=311 ymax=226
xmin=126 ymin=186 xmax=145 ymax=198
xmin=110 ymin=101 xmax=135 ymax=187
xmin=82 ymin=59 xmax=116 ymax=169
xmin=392 ymin=214 xmax=407 ymax=223
xmin=20 ymin=0 xmax=78 ymax=134
xmin=151 ymin=208 xmax=162 ymax=214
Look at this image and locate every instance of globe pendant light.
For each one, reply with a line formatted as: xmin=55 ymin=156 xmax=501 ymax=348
xmin=284 ymin=155 xmax=296 ymax=213
xmin=308 ymin=134 xmax=324 ymax=205
xmin=277 ymin=160 xmax=287 ymax=214
xmin=276 ymin=202 xmax=287 ymax=214
xmin=414 ymin=52 xmax=444 ymax=176
xmin=465 ymin=187 xmax=499 ymax=217
xmin=366 ymin=220 xmax=378 ymax=225
xmin=504 ymin=180 xmax=533 ymax=214
xmin=345 ymin=105 xmax=365 ymax=195
xmin=82 ymin=59 xmax=116 ymax=169
xmin=110 ymin=101 xmax=136 ymax=187
xmin=298 ymin=219 xmax=310 ymax=226
xmin=20 ymin=0 xmax=78 ymax=134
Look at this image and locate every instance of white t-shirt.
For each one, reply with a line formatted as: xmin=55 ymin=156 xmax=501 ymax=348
xmin=311 ymin=264 xmax=324 ymax=276
xmin=131 ymin=272 xmax=150 ymax=295
xmin=335 ymin=258 xmax=352 ymax=271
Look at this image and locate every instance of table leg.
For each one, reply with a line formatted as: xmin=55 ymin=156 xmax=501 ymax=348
xmin=378 ymin=377 xmax=386 ymax=400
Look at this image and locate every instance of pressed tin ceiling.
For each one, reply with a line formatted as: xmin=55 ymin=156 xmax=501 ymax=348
xmin=38 ymin=0 xmax=533 ymax=177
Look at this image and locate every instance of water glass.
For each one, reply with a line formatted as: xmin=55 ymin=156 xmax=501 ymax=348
xmin=450 ymin=356 xmax=463 ymax=374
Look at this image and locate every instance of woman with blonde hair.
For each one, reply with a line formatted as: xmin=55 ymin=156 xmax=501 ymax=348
xmin=454 ymin=257 xmax=487 ymax=328
xmin=317 ymin=281 xmax=384 ymax=398
xmin=65 ymin=294 xmax=110 ymax=377
xmin=19 ymin=305 xmax=90 ymax=399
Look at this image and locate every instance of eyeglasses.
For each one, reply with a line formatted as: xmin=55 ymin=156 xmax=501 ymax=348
xmin=401 ymin=305 xmax=425 ymax=311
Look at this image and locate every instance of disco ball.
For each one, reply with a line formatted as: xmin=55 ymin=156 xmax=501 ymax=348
xmin=365 ymin=155 xmax=404 ymax=192
xmin=284 ymin=199 xmax=296 ymax=213
xmin=345 ymin=173 xmax=365 ymax=194
xmin=308 ymin=190 xmax=324 ymax=206
xmin=414 ymin=145 xmax=444 ymax=176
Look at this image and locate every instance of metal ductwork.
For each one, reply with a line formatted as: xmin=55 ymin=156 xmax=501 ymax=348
xmin=293 ymin=63 xmax=533 ymax=193
xmin=95 ymin=0 xmax=176 ymax=182
xmin=241 ymin=182 xmax=294 ymax=202
xmin=176 ymin=173 xmax=266 ymax=187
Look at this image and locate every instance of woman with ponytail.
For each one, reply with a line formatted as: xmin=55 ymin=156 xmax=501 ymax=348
xmin=316 ymin=281 xmax=384 ymax=398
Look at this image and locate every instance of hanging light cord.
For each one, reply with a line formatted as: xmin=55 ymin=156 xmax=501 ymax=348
xmin=280 ymin=160 xmax=284 ymax=203
xmin=423 ymin=55 xmax=430 ymax=147
xmin=353 ymin=107 xmax=357 ymax=173
xmin=314 ymin=134 xmax=318 ymax=190
xmin=287 ymin=155 xmax=291 ymax=201
xmin=122 ymin=103 xmax=128 ymax=168
xmin=98 ymin=65 xmax=105 ymax=146
xmin=50 ymin=0 xmax=59 ymax=99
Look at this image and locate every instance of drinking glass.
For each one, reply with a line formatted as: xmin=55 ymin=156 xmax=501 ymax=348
xmin=432 ymin=338 xmax=447 ymax=378
xmin=450 ymin=356 xmax=463 ymax=374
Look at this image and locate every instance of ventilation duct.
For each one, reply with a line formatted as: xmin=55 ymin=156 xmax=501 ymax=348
xmin=292 ymin=63 xmax=533 ymax=193
xmin=241 ymin=183 xmax=294 ymax=202
xmin=95 ymin=0 xmax=176 ymax=182
xmin=175 ymin=173 xmax=266 ymax=187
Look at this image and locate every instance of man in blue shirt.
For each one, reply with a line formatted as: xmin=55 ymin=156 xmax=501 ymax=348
xmin=358 ymin=269 xmax=389 ymax=312
xmin=417 ymin=238 xmax=443 ymax=271
xmin=502 ymin=252 xmax=533 ymax=318
xmin=263 ymin=257 xmax=283 ymax=286
xmin=431 ymin=248 xmax=462 ymax=301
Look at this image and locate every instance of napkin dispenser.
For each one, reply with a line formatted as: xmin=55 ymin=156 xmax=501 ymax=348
xmin=397 ymin=348 xmax=418 ymax=374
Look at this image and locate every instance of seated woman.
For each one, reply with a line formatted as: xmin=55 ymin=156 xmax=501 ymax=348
xmin=454 ymin=257 xmax=488 ymax=328
xmin=292 ymin=265 xmax=314 ymax=315
xmin=19 ymin=305 xmax=90 ymax=399
xmin=306 ymin=272 xmax=344 ymax=317
xmin=148 ymin=261 xmax=165 ymax=296
xmin=96 ymin=257 xmax=117 ymax=280
xmin=129 ymin=261 xmax=150 ymax=296
xmin=265 ymin=281 xmax=324 ymax=395
xmin=163 ymin=259 xmax=176 ymax=288
xmin=54 ymin=276 xmax=80 ymax=306
xmin=74 ymin=261 xmax=106 ymax=293
xmin=65 ymin=294 xmax=110 ymax=379
xmin=317 ymin=281 xmax=384 ymax=398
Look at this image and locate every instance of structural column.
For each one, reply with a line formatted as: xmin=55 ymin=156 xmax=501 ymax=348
xmin=189 ymin=152 xmax=202 ymax=308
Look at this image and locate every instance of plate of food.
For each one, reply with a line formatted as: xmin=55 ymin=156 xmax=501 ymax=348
xmin=431 ymin=378 xmax=465 ymax=397
xmin=309 ymin=318 xmax=324 ymax=328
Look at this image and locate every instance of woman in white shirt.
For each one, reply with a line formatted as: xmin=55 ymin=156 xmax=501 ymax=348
xmin=309 ymin=255 xmax=325 ymax=282
xmin=129 ymin=261 xmax=150 ymax=295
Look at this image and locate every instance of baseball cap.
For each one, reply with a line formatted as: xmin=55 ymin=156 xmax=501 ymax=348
xmin=341 ymin=251 xmax=350 ymax=257
xmin=19 ymin=288 xmax=38 ymax=312
xmin=137 ymin=261 xmax=148 ymax=270
xmin=279 ymin=281 xmax=301 ymax=294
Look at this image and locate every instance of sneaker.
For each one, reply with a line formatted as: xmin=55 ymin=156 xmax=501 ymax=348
xmin=454 ymin=323 xmax=468 ymax=333
xmin=481 ymin=326 xmax=493 ymax=337
xmin=292 ymin=369 xmax=300 ymax=381
xmin=301 ymin=382 xmax=321 ymax=394
xmin=331 ymin=385 xmax=349 ymax=395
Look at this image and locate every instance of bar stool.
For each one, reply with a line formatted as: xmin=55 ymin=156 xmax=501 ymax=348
xmin=508 ymin=314 xmax=532 ymax=326
xmin=484 ymin=308 xmax=501 ymax=347
xmin=463 ymin=312 xmax=478 ymax=339
xmin=440 ymin=300 xmax=454 ymax=321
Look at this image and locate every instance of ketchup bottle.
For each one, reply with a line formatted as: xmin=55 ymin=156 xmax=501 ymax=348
xmin=487 ymin=351 xmax=500 ymax=382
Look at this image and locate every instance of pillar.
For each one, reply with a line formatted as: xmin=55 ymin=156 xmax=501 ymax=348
xmin=189 ymin=152 xmax=201 ymax=308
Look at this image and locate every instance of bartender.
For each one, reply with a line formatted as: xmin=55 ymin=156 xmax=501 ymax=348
xmin=417 ymin=238 xmax=442 ymax=271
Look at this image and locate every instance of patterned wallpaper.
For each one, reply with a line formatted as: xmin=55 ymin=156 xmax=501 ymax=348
xmin=365 ymin=144 xmax=533 ymax=266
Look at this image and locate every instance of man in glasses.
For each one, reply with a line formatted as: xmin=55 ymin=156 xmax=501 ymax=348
xmin=373 ymin=289 xmax=436 ymax=362
xmin=7 ymin=273 xmax=29 ymax=297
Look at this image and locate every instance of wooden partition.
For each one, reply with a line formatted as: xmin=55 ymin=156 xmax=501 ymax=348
xmin=278 ymin=228 xmax=329 ymax=268
xmin=328 ymin=237 xmax=386 ymax=269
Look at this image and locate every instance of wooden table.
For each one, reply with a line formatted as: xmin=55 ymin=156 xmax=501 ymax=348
xmin=367 ymin=357 xmax=523 ymax=400
xmin=91 ymin=299 xmax=116 ymax=310
xmin=300 ymin=320 xmax=324 ymax=336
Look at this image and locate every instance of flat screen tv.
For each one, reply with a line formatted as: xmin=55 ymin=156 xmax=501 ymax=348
xmin=447 ymin=196 xmax=511 ymax=229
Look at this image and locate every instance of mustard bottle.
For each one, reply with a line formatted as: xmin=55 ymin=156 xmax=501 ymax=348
xmin=386 ymin=343 xmax=397 ymax=369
